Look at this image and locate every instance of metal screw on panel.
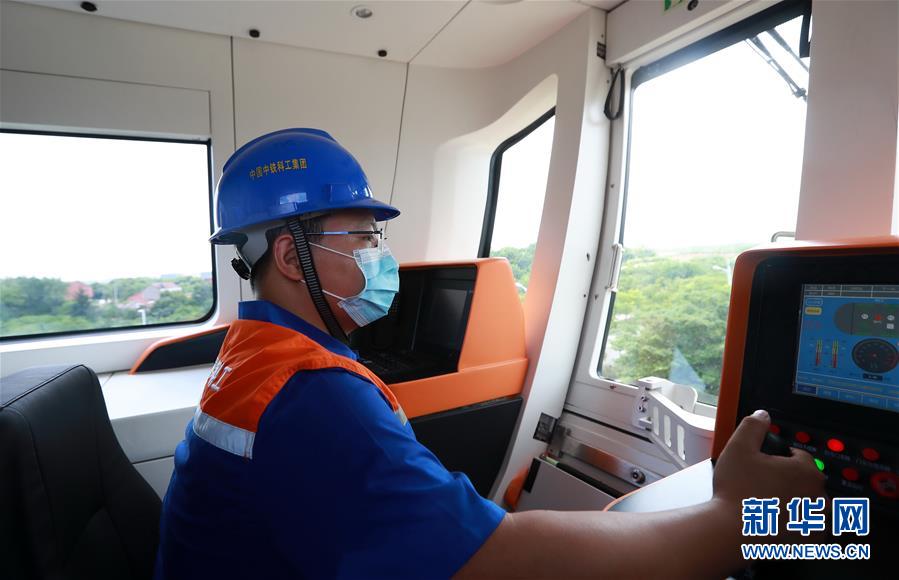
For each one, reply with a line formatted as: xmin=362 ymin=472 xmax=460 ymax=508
xmin=631 ymin=469 xmax=646 ymax=484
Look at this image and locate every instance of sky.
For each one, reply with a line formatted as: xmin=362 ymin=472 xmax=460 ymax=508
xmin=0 ymin=135 xmax=213 ymax=282
xmin=490 ymin=116 xmax=554 ymax=251
xmin=0 ymin=18 xmax=810 ymax=282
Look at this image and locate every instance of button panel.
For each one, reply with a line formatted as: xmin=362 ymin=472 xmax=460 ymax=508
xmin=768 ymin=418 xmax=898 ymax=512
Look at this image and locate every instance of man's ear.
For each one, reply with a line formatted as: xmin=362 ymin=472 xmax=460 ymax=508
xmin=270 ymin=233 xmax=303 ymax=282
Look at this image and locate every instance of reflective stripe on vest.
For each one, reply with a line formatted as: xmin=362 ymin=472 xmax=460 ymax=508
xmin=193 ymin=318 xmax=406 ymax=459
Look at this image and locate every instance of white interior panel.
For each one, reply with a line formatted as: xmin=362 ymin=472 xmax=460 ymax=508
xmin=104 ymin=365 xmax=212 ymax=498
xmin=104 ymin=366 xmax=209 ymax=462
xmin=20 ymin=0 xmax=465 ymax=64
xmin=0 ymin=70 xmax=209 ymax=138
xmin=0 ymin=1 xmax=239 ymax=376
xmin=16 ymin=1 xmax=621 ymax=69
xmin=606 ymin=0 xmax=752 ymax=65
xmin=795 ymin=0 xmax=899 ymax=240
xmin=134 ymin=456 xmax=177 ymax=499
xmin=1 ymin=2 xmax=230 ymax=93
xmin=412 ymin=1 xmax=589 ymax=68
xmin=385 ymin=8 xmax=611 ymax=501
xmin=232 ymin=37 xmax=407 ymax=207
xmin=516 ymin=458 xmax=614 ymax=512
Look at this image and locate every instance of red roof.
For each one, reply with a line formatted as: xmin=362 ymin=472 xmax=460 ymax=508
xmin=65 ymin=281 xmax=94 ymax=301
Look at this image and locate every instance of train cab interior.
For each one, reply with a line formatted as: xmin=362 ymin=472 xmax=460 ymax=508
xmin=1 ymin=0 xmax=897 ymax=578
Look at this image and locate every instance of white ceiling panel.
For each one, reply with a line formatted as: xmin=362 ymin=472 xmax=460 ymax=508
xmin=19 ymin=0 xmax=466 ymax=63
xmin=15 ymin=0 xmax=624 ymax=68
xmin=413 ymin=0 xmax=590 ymax=68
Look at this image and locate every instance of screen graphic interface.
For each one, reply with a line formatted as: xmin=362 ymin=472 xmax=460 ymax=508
xmin=794 ymin=284 xmax=899 ymax=413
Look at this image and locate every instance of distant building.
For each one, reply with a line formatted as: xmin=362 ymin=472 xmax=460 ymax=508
xmin=123 ymin=282 xmax=182 ymax=309
xmin=65 ymin=281 xmax=94 ymax=301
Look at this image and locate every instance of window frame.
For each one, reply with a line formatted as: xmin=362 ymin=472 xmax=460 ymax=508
xmin=478 ymin=107 xmax=556 ymax=258
xmin=567 ymin=0 xmax=813 ymax=437
xmin=0 ymin=128 xmax=218 ymax=343
xmin=630 ymin=0 xmax=811 ymax=89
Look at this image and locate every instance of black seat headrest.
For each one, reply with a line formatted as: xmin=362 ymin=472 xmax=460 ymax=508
xmin=0 ymin=364 xmax=161 ymax=580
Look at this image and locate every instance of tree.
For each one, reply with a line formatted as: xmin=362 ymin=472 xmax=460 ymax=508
xmin=67 ymin=289 xmax=95 ymax=320
xmin=148 ymin=291 xmax=204 ymax=324
xmin=492 ymin=243 xmax=536 ymax=297
xmin=94 ymin=277 xmax=157 ymax=305
xmin=603 ymin=249 xmax=736 ymax=402
xmin=0 ymin=277 xmax=67 ymax=318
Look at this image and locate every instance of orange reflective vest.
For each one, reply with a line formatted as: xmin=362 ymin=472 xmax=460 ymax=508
xmin=193 ymin=318 xmax=406 ymax=459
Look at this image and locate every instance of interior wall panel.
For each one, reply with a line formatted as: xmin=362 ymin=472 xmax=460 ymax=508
xmin=389 ymin=9 xmax=611 ymax=502
xmin=795 ymin=0 xmax=899 ymax=240
xmin=0 ymin=1 xmax=237 ymax=376
xmin=0 ymin=70 xmax=210 ymax=138
xmin=232 ymin=37 xmax=406 ymax=213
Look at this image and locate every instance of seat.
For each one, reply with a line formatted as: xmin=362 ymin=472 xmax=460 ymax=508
xmin=0 ymin=365 xmax=162 ymax=580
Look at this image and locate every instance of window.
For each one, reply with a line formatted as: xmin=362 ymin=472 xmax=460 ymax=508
xmin=599 ymin=4 xmax=811 ymax=405
xmin=480 ymin=109 xmax=555 ymax=298
xmin=0 ymin=131 xmax=214 ymax=339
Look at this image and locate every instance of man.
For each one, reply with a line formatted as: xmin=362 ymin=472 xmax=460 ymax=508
xmin=155 ymin=128 xmax=824 ymax=579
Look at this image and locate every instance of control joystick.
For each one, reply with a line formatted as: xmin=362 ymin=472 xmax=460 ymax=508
xmin=760 ymin=431 xmax=793 ymax=457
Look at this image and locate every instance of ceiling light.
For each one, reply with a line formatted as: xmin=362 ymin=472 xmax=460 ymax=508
xmin=352 ymin=6 xmax=373 ymax=19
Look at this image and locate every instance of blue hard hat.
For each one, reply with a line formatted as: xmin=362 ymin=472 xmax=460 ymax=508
xmin=210 ymin=128 xmax=399 ymax=245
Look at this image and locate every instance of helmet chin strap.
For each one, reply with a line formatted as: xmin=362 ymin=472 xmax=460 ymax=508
xmin=286 ymin=217 xmax=348 ymax=343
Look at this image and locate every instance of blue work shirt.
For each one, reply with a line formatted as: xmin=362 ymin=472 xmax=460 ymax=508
xmin=154 ymin=300 xmax=505 ymax=579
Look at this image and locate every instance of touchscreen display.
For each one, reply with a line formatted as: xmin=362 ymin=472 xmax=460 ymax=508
xmin=794 ymin=284 xmax=899 ymax=413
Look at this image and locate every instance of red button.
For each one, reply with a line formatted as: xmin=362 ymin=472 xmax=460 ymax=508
xmin=870 ymin=472 xmax=899 ymax=499
xmin=862 ymin=448 xmax=880 ymax=462
xmin=769 ymin=424 xmax=781 ymax=435
xmin=795 ymin=431 xmax=811 ymax=444
xmin=827 ymin=438 xmax=845 ymax=453
xmin=841 ymin=467 xmax=860 ymax=481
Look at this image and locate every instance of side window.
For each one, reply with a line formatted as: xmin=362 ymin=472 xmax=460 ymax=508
xmin=599 ymin=9 xmax=810 ymax=405
xmin=0 ymin=131 xmax=214 ymax=339
xmin=480 ymin=109 xmax=555 ymax=299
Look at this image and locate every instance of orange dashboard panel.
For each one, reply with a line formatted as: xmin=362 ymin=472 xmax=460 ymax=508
xmin=130 ymin=258 xmax=528 ymax=419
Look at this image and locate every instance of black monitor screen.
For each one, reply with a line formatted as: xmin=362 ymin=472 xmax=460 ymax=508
xmin=417 ymin=285 xmax=472 ymax=352
xmin=794 ymin=284 xmax=899 ymax=413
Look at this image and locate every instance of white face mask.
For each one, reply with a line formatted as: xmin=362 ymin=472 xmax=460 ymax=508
xmin=302 ymin=242 xmax=400 ymax=327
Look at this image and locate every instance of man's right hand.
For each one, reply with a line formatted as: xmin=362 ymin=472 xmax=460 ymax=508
xmin=713 ymin=409 xmax=826 ymax=508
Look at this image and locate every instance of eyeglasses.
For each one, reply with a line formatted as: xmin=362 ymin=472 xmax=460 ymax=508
xmin=316 ymin=228 xmax=386 ymax=248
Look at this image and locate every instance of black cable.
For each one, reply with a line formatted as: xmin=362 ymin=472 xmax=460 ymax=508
xmin=287 ymin=217 xmax=348 ymax=343
xmin=604 ymin=67 xmax=625 ymax=121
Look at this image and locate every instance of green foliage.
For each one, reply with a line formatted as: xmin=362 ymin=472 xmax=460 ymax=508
xmin=602 ymin=246 xmax=748 ymax=404
xmin=0 ymin=275 xmax=213 ymax=338
xmin=92 ymin=278 xmax=157 ymax=305
xmin=66 ymin=289 xmax=95 ymax=320
xmin=1 ymin=314 xmax=93 ymax=335
xmin=0 ymin=277 xmax=67 ymax=318
xmin=492 ymin=243 xmax=536 ymax=298
xmin=148 ymin=290 xmax=210 ymax=324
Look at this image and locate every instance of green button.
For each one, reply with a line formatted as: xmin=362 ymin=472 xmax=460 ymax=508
xmin=814 ymin=458 xmax=825 ymax=471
